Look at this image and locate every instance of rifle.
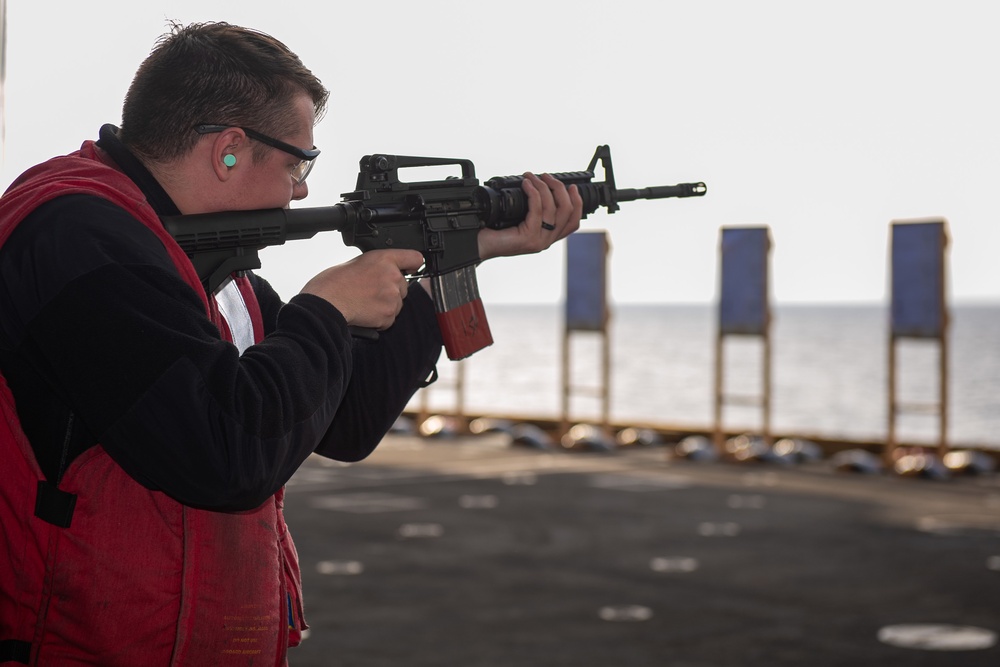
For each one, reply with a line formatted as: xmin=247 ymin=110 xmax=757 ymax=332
xmin=160 ymin=145 xmax=706 ymax=360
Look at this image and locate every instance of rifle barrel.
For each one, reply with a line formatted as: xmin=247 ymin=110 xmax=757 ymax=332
xmin=615 ymin=182 xmax=707 ymax=202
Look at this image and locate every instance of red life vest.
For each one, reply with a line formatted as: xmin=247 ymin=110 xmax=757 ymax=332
xmin=0 ymin=143 xmax=305 ymax=666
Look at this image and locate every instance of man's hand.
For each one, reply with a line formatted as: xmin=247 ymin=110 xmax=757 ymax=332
xmin=300 ymin=249 xmax=424 ymax=330
xmin=478 ymin=173 xmax=584 ymax=261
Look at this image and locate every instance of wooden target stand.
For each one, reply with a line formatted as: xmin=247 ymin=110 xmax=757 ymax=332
xmin=712 ymin=227 xmax=773 ymax=451
xmin=886 ymin=218 xmax=950 ymax=463
xmin=561 ymin=231 xmax=612 ymax=436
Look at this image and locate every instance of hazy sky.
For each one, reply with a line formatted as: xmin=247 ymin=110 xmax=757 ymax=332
xmin=2 ymin=0 xmax=997 ymax=305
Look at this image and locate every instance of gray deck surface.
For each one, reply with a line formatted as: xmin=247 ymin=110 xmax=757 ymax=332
xmin=282 ymin=433 xmax=1000 ymax=666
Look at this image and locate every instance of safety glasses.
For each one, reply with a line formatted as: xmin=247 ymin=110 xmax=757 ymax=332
xmin=195 ymin=124 xmax=320 ymax=184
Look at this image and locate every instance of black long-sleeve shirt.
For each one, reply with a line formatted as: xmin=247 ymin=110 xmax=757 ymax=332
xmin=0 ymin=126 xmax=441 ymax=511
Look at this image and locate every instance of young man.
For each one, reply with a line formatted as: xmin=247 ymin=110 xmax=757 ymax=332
xmin=0 ymin=22 xmax=581 ymax=666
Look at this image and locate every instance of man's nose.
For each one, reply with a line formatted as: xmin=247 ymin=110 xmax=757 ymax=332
xmin=292 ymin=181 xmax=309 ymax=201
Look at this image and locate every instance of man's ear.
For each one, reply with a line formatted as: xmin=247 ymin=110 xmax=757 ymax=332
xmin=209 ymin=128 xmax=247 ymax=181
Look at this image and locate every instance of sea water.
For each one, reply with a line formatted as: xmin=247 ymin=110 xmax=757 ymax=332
xmin=413 ymin=303 xmax=1000 ymax=448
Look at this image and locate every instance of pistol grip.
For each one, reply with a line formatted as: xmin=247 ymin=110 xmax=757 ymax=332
xmin=430 ymin=268 xmax=494 ymax=360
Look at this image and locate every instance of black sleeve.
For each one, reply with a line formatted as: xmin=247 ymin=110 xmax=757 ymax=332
xmin=248 ymin=272 xmax=443 ymax=462
xmin=315 ymin=282 xmax=442 ymax=461
xmin=247 ymin=271 xmax=285 ymax=337
xmin=0 ymin=195 xmax=354 ymax=511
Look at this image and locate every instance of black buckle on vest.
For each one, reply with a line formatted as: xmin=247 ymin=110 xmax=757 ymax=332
xmin=34 ymin=481 xmax=77 ymax=528
xmin=0 ymin=639 xmax=32 ymax=664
